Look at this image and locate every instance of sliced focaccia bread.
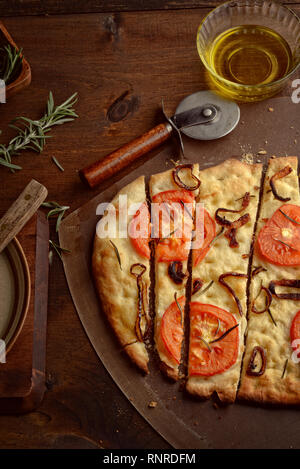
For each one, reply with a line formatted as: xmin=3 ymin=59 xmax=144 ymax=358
xmin=149 ymin=164 xmax=200 ymax=380
xmin=92 ymin=176 xmax=151 ymax=373
xmin=186 ymin=159 xmax=263 ymax=402
xmin=239 ymin=156 xmax=300 ymax=404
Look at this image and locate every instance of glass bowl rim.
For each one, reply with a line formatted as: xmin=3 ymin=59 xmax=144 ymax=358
xmin=196 ymin=0 xmax=300 ymax=90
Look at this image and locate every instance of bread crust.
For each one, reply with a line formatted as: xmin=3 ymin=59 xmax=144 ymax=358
xmin=238 ymin=157 xmax=300 ymax=405
xmin=149 ymin=164 xmax=200 ymax=380
xmin=186 ymin=159 xmax=263 ymax=402
xmin=92 ymin=176 xmax=150 ymax=373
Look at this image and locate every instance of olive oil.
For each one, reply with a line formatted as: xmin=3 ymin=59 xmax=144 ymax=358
xmin=208 ymin=25 xmax=292 ymax=87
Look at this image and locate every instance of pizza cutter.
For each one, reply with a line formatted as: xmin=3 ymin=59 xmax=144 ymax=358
xmin=80 ymin=90 xmax=240 ymax=189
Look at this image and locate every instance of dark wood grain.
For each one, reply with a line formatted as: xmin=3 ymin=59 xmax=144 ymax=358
xmin=0 ymin=6 xmax=299 ymax=449
xmin=0 ymin=0 xmax=298 ymax=16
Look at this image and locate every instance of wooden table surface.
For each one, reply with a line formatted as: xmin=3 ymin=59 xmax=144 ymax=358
xmin=0 ymin=1 xmax=299 ymax=449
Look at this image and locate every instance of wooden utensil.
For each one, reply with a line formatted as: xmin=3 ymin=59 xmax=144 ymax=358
xmin=0 ymin=22 xmax=31 ymax=99
xmin=0 ymin=179 xmax=48 ymax=254
xmin=79 ymin=91 xmax=240 ymax=189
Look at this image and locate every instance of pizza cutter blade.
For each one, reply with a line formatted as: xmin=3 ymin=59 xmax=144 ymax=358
xmin=172 ymin=90 xmax=240 ymax=140
xmin=80 ymin=90 xmax=240 ymax=188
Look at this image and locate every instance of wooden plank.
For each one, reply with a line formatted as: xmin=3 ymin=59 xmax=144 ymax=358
xmin=0 ymin=211 xmax=48 ymax=415
xmin=0 ymin=0 xmax=299 ymax=16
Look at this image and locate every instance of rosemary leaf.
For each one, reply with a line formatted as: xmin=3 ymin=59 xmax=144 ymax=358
xmin=52 ymin=156 xmax=64 ymax=172
xmin=281 ymin=359 xmax=288 ymax=379
xmin=110 ymin=241 xmax=122 ymax=271
xmin=0 ymin=45 xmax=23 ymax=84
xmin=49 ymin=240 xmax=70 ymax=261
xmin=194 ymin=280 xmax=214 ymax=297
xmin=198 ymin=336 xmax=212 ymax=352
xmin=174 ymin=291 xmax=184 ymax=326
xmin=279 ymin=209 xmax=300 ymax=226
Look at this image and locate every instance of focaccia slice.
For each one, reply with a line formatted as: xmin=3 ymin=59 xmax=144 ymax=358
xmin=92 ymin=176 xmax=150 ymax=373
xmin=239 ymin=157 xmax=300 ymax=404
xmin=186 ymin=159 xmax=263 ymax=402
xmin=149 ymin=164 xmax=199 ymax=380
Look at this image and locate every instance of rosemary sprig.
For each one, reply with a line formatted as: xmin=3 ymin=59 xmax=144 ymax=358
xmin=110 ymin=240 xmax=122 ymax=271
xmin=42 ymin=201 xmax=70 ymax=232
xmin=49 ymin=240 xmax=70 ymax=261
xmin=0 ymin=92 xmax=78 ymax=171
xmin=0 ymin=45 xmax=23 ymax=84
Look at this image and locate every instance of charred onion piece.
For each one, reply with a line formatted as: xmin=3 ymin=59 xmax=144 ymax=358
xmin=130 ymin=263 xmax=147 ymax=278
xmin=224 ymin=213 xmax=251 ymax=248
xmin=168 ymin=261 xmax=186 ymax=284
xmin=252 ymin=266 xmax=267 ymax=277
xmin=130 ymin=263 xmax=149 ymax=342
xmin=270 ymin=166 xmax=292 ymax=202
xmin=192 ymin=280 xmax=214 ymax=297
xmin=269 ymin=279 xmax=300 ymax=300
xmin=219 ymin=272 xmax=248 ymax=316
xmin=251 ymin=286 xmax=272 ymax=314
xmin=215 ymin=192 xmax=250 ymax=226
xmin=215 ymin=194 xmax=251 ymax=248
xmin=172 ymin=164 xmax=201 ymax=191
xmin=246 ymin=346 xmax=267 ymax=377
xmin=192 ymin=278 xmax=203 ymax=295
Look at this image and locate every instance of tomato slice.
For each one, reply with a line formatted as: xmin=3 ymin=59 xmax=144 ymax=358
xmin=189 ymin=303 xmax=239 ymax=377
xmin=160 ymin=295 xmax=185 ymax=364
xmin=193 ymin=209 xmax=216 ymax=266
xmin=129 ymin=202 xmax=151 ymax=259
xmin=152 ymin=190 xmax=195 ymax=262
xmin=291 ymin=310 xmax=300 ymax=351
xmin=257 ymin=204 xmax=300 ymax=266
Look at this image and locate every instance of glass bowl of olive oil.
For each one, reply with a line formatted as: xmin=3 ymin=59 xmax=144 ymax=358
xmin=197 ymin=0 xmax=300 ymax=102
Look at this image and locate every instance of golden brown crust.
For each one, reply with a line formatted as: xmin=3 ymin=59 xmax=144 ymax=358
xmin=186 ymin=158 xmax=263 ymax=403
xmin=238 ymin=156 xmax=300 ymax=405
xmin=186 ymin=378 xmax=236 ymax=403
xmin=92 ymin=176 xmax=150 ymax=373
xmin=149 ymin=164 xmax=200 ymax=380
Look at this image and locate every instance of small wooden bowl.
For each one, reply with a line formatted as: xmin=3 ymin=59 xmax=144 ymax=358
xmin=0 ymin=238 xmax=31 ymax=356
xmin=0 ymin=21 xmax=31 ymax=99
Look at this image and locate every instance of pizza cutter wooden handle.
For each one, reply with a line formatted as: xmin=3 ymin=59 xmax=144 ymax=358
xmin=0 ymin=179 xmax=48 ymax=253
xmin=79 ymin=122 xmax=172 ymax=189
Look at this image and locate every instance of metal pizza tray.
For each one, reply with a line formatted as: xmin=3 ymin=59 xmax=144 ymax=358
xmin=59 ymin=97 xmax=300 ymax=449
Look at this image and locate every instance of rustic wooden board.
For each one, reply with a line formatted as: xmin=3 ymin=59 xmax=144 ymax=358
xmin=60 ymin=96 xmax=300 ymax=449
xmin=0 ymin=7 xmax=299 ymax=449
xmin=0 ymin=211 xmax=49 ymax=414
xmin=0 ymin=0 xmax=298 ymax=16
